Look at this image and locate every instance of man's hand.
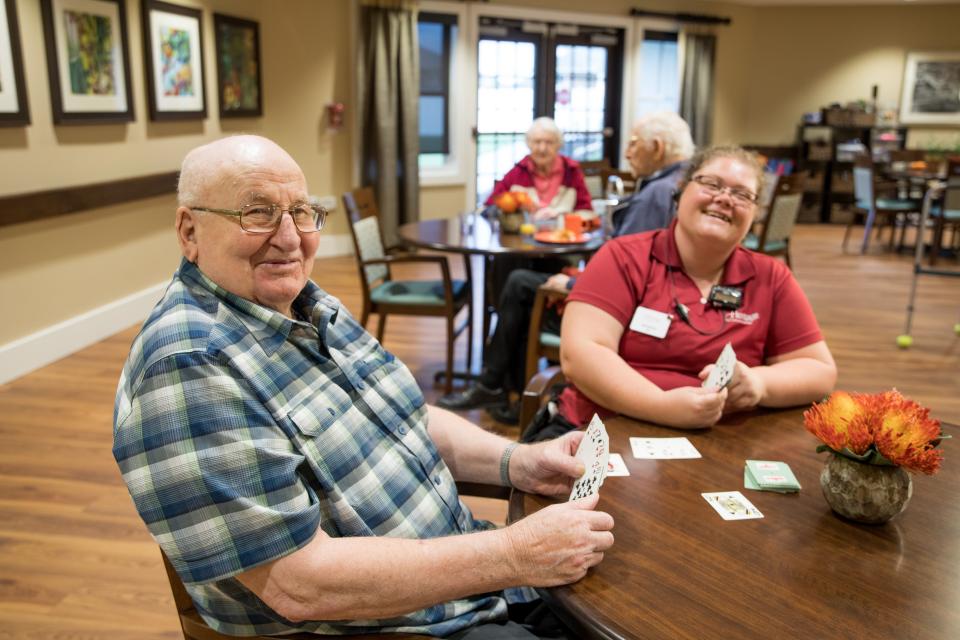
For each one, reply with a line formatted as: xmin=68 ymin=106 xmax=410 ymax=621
xmin=509 ymin=431 xmax=585 ymax=498
xmin=718 ymin=361 xmax=766 ymax=413
xmin=544 ymin=273 xmax=571 ymax=291
xmin=656 ymin=386 xmax=727 ymax=428
xmin=504 ymin=494 xmax=614 ymax=587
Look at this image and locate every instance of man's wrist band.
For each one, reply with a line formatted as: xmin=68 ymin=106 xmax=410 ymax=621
xmin=500 ymin=442 xmax=519 ymax=488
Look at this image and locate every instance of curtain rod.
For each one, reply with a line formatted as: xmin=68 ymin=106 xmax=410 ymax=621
xmin=629 ymin=8 xmax=731 ymax=26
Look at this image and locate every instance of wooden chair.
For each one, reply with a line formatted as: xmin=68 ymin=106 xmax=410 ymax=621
xmin=930 ymin=157 xmax=960 ymax=265
xmin=843 ymin=156 xmax=919 ymax=254
xmin=579 ymin=158 xmax=612 ymax=199
xmin=159 ymin=477 xmax=510 ymax=640
xmin=519 ymin=365 xmax=566 ymax=438
xmin=742 ymin=173 xmax=804 ymax=268
xmin=600 ymin=168 xmax=637 ymax=202
xmin=342 ymin=187 xmax=471 ymax=394
xmin=524 ymin=284 xmax=569 ymax=388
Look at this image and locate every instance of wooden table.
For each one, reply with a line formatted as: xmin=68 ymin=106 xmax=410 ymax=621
xmin=509 ymin=409 xmax=960 ymax=639
xmin=398 ymin=215 xmax=605 ymax=370
xmin=397 ymin=214 xmax=605 ymax=258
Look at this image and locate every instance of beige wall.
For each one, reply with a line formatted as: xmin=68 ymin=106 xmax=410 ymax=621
xmin=3 ymin=0 xmax=959 ymax=347
xmin=744 ymin=4 xmax=960 ymax=146
xmin=0 ymin=0 xmax=353 ymax=345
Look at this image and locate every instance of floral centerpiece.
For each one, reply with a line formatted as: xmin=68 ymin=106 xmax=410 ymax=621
xmin=493 ymin=190 xmax=535 ymax=234
xmin=803 ymin=390 xmax=946 ymax=523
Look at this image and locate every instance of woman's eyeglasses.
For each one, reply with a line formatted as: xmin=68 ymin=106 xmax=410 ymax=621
xmin=690 ymin=175 xmax=758 ymax=208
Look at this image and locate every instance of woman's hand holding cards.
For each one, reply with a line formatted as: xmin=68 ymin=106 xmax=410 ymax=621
xmin=657 ymin=386 xmax=727 ymax=428
xmin=503 ymin=494 xmax=615 ymax=587
xmin=721 ymin=361 xmax=767 ymax=413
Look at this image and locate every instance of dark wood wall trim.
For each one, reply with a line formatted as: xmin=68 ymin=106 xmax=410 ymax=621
xmin=0 ymin=171 xmax=179 ymax=228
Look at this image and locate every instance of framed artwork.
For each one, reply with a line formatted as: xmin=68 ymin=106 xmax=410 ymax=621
xmin=141 ymin=0 xmax=205 ymax=120
xmin=40 ymin=0 xmax=134 ymax=124
xmin=213 ymin=13 xmax=261 ymax=118
xmin=0 ymin=0 xmax=29 ymax=126
xmin=899 ymin=51 xmax=960 ymax=126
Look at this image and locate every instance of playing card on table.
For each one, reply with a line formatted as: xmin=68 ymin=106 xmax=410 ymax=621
xmin=702 ymin=491 xmax=764 ymax=520
xmin=605 ymin=453 xmax=630 ymax=477
xmin=629 ymin=437 xmax=702 ymax=459
xmin=569 ymin=414 xmax=609 ymax=501
xmin=702 ymin=342 xmax=736 ymax=390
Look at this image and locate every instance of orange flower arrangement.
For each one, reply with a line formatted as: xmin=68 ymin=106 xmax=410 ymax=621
xmin=495 ymin=190 xmax=536 ymax=214
xmin=803 ymin=390 xmax=945 ymax=475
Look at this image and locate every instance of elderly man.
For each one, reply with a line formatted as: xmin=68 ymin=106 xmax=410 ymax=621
xmin=113 ymin=135 xmax=614 ymax=639
xmin=439 ymin=112 xmax=694 ymax=424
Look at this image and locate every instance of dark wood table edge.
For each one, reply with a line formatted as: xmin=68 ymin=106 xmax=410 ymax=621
xmin=506 ymin=418 xmax=960 ymax=640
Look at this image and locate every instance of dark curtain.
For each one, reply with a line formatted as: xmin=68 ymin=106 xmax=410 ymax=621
xmin=357 ymin=0 xmax=420 ymax=246
xmin=680 ymin=32 xmax=716 ymax=148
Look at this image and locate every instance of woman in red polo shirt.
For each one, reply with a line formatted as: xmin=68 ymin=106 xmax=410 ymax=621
xmin=547 ymin=145 xmax=836 ymax=433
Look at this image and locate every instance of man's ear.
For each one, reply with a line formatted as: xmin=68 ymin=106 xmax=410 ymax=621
xmin=175 ymin=206 xmax=200 ymax=262
xmin=651 ymin=138 xmax=665 ymax=163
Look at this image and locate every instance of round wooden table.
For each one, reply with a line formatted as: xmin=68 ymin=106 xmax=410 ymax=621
xmin=397 ymin=214 xmax=606 ymax=257
xmin=397 ymin=215 xmax=606 ymax=373
xmin=509 ymin=409 xmax=960 ymax=639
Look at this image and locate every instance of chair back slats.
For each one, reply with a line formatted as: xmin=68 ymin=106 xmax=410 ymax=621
xmin=343 ymin=188 xmax=389 ymax=286
xmin=852 ymin=164 xmax=875 ymax=210
xmin=353 ymin=216 xmax=389 ymax=284
xmin=580 ymin=159 xmax=612 ymax=199
xmin=762 ymin=174 xmax=803 ymax=244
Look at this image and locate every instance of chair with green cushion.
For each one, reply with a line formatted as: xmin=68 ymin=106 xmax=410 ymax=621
xmin=742 ymin=173 xmax=803 ymax=269
xmin=843 ymin=156 xmax=919 ymax=254
xmin=929 ymin=157 xmax=960 ymax=265
xmin=342 ymin=187 xmax=471 ymax=394
xmin=524 ymin=284 xmax=569 ymax=389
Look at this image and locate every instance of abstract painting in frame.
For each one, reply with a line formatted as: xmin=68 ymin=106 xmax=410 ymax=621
xmin=0 ymin=0 xmax=29 ymax=125
xmin=213 ymin=13 xmax=262 ymax=118
xmin=899 ymin=51 xmax=960 ymax=126
xmin=41 ymin=0 xmax=134 ymax=124
xmin=141 ymin=0 xmax=205 ymax=120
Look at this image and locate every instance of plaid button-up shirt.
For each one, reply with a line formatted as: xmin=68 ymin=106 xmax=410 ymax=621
xmin=113 ymin=259 xmax=516 ymax=636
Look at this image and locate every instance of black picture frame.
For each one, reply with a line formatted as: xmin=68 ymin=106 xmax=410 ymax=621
xmin=40 ymin=0 xmax=135 ymax=125
xmin=0 ymin=0 xmax=30 ymax=126
xmin=213 ymin=13 xmax=262 ymax=118
xmin=141 ymin=0 xmax=206 ymax=121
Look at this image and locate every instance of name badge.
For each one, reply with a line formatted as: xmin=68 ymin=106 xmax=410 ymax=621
xmin=629 ymin=306 xmax=672 ymax=339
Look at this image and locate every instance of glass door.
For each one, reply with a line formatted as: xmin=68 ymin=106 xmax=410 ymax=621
xmin=474 ymin=18 xmax=624 ymax=205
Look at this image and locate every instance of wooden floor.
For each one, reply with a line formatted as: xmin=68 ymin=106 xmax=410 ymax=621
xmin=0 ymin=224 xmax=957 ymax=638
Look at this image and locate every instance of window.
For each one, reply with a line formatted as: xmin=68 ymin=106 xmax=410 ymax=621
xmin=418 ymin=13 xmax=457 ymax=170
xmin=634 ymin=30 xmax=679 ymax=117
xmin=474 ymin=18 xmax=624 ymax=205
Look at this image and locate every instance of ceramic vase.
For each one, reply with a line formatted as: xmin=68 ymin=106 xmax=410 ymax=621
xmin=819 ymin=452 xmax=913 ymax=524
xmin=499 ymin=211 xmax=523 ymax=234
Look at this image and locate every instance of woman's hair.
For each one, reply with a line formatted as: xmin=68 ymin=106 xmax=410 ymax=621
xmin=526 ymin=117 xmax=563 ymax=146
xmin=675 ymin=145 xmax=767 ymax=200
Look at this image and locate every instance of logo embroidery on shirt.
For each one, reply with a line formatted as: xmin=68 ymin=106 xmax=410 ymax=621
xmin=726 ymin=310 xmax=759 ymax=325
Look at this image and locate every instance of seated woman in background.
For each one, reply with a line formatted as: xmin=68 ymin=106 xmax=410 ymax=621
xmin=486 ymin=116 xmax=594 ymax=222
xmin=530 ymin=145 xmax=837 ymax=438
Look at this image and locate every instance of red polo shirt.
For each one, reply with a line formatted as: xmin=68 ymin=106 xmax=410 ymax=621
xmin=558 ymin=220 xmax=823 ymax=427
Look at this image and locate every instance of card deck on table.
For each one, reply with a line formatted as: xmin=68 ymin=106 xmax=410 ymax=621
xmin=569 ymin=414 xmax=610 ymax=501
xmin=702 ymin=491 xmax=764 ymax=520
xmin=629 ymin=437 xmax=702 ymax=459
xmin=744 ymin=460 xmax=801 ymax=493
xmin=605 ymin=453 xmax=630 ymax=477
xmin=702 ymin=342 xmax=736 ymax=390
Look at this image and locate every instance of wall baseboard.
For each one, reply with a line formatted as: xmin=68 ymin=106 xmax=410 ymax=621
xmin=0 ymin=234 xmax=352 ymax=386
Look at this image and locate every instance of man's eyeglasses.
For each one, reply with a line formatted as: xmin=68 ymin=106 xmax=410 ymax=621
xmin=690 ymin=175 xmax=758 ymax=208
xmin=191 ymin=202 xmax=327 ymax=234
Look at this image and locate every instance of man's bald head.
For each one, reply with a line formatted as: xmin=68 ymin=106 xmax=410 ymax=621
xmin=177 ymin=135 xmax=303 ymax=207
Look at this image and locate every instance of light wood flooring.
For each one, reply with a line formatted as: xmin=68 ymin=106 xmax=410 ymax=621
xmin=0 ymin=224 xmax=957 ymax=638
